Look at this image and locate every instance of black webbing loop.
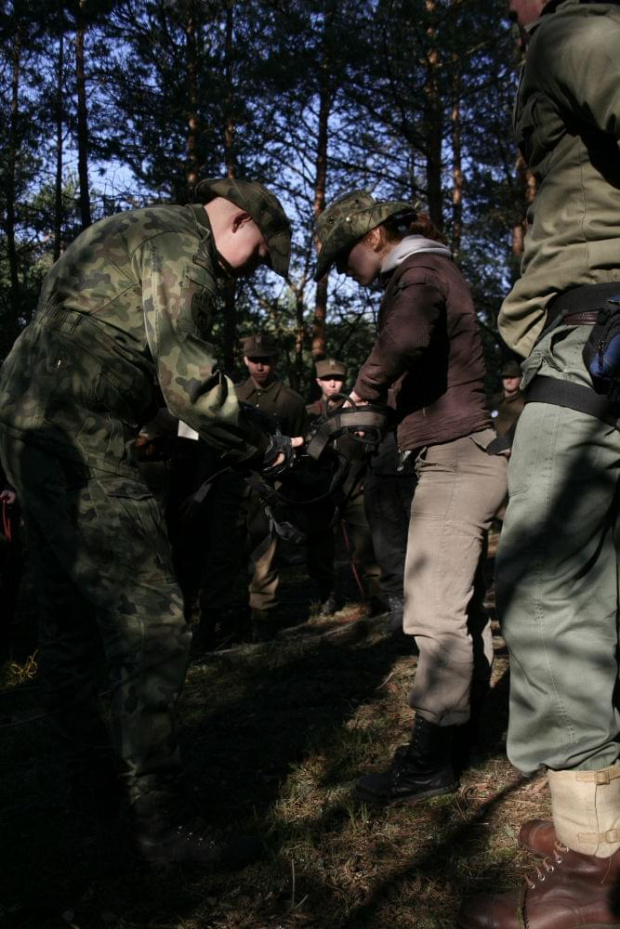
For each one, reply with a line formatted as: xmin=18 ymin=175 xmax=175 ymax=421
xmin=525 ymin=375 xmax=620 ymax=428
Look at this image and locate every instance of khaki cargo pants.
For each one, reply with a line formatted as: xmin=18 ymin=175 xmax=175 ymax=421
xmin=404 ymin=428 xmax=507 ymax=726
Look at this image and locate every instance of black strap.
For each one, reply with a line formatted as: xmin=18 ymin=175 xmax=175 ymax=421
xmin=305 ymin=407 xmax=390 ymax=460
xmin=547 ymin=283 xmax=620 ymax=327
xmin=486 ymin=423 xmax=517 ymax=455
xmin=525 ymin=375 xmax=620 ymax=428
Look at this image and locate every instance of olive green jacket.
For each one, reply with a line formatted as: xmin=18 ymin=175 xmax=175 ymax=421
xmin=500 ymin=0 xmax=620 ymax=358
xmin=236 ymin=377 xmax=308 ymax=437
xmin=0 ymin=205 xmax=267 ymax=477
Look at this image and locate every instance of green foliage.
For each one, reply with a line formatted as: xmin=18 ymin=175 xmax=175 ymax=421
xmin=0 ymin=0 xmax=522 ymax=381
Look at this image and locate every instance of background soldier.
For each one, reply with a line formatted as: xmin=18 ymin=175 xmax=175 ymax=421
xmin=198 ymin=332 xmax=308 ymax=644
xmin=0 ymin=178 xmax=299 ymax=866
xmin=305 ymin=358 xmax=382 ymax=615
xmin=237 ymin=333 xmax=308 ymax=639
xmin=490 ymin=358 xmax=524 ymax=438
xmin=460 ymin=2 xmax=620 ymax=926
xmin=364 ymin=429 xmax=416 ymax=633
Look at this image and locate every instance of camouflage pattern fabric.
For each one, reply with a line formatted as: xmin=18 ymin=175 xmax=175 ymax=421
xmin=0 ymin=433 xmax=190 ymax=810
xmin=195 ymin=177 xmax=291 ymax=278
xmin=314 ymin=190 xmax=419 ymax=281
xmin=0 ymin=194 xmax=290 ymax=825
xmin=0 ymin=204 xmax=269 ymax=477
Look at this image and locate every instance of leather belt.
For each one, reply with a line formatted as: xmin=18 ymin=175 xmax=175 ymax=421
xmin=561 ymin=311 xmax=600 ymax=326
xmin=547 ymin=283 xmax=620 ymax=326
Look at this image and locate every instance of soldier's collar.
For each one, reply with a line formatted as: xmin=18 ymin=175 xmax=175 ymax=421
xmin=190 ymin=204 xmax=232 ymax=280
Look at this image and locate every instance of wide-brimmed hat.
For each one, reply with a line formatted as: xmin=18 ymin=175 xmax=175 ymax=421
xmin=240 ymin=332 xmax=279 ymax=358
xmin=315 ymin=358 xmax=347 ymax=378
xmin=196 ymin=177 xmax=291 ymax=278
xmin=500 ymin=359 xmax=522 ymax=378
xmin=314 ymin=190 xmax=419 ymax=281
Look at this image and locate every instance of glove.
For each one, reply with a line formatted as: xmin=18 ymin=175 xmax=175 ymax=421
xmin=262 ymin=432 xmax=296 ymax=477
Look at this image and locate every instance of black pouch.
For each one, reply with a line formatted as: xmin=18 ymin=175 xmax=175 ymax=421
xmin=582 ymin=295 xmax=620 ymax=401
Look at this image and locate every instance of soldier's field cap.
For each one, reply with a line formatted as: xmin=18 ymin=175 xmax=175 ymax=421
xmin=501 ymin=359 xmax=522 ymax=378
xmin=316 ymin=358 xmax=347 ymax=378
xmin=196 ymin=177 xmax=291 ymax=279
xmin=314 ymin=189 xmax=420 ymax=281
xmin=240 ymin=332 xmax=279 ymax=358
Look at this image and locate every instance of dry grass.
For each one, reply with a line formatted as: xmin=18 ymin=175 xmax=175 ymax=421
xmin=0 ymin=547 xmax=551 ymax=929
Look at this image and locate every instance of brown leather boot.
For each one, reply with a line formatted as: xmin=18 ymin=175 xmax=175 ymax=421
xmin=518 ymin=818 xmax=557 ymax=858
xmin=458 ymin=842 xmax=620 ymax=928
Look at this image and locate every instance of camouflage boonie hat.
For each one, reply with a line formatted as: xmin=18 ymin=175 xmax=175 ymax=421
xmin=240 ymin=332 xmax=279 ymax=358
xmin=196 ymin=177 xmax=292 ymax=278
xmin=314 ymin=189 xmax=419 ymax=281
xmin=316 ymin=358 xmax=347 ymax=378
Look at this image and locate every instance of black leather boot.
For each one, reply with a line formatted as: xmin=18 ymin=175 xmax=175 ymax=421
xmin=387 ymin=593 xmax=404 ymax=631
xmin=134 ymin=817 xmax=261 ymax=868
xmin=451 ymin=678 xmax=490 ymax=776
xmin=130 ymin=786 xmax=260 ymax=868
xmin=354 ymin=715 xmax=458 ymax=804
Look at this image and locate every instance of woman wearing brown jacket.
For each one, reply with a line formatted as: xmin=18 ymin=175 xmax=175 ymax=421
xmin=315 ymin=190 xmax=507 ymax=803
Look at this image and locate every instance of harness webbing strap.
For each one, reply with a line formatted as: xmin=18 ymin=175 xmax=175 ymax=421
xmin=525 ymin=375 xmax=620 ymax=428
xmin=305 ymin=409 xmax=388 ymax=460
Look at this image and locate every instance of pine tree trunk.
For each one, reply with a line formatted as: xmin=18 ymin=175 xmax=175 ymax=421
xmin=450 ymin=58 xmax=463 ymax=264
xmin=76 ymin=0 xmax=91 ymax=229
xmin=5 ymin=24 xmax=22 ymax=354
xmin=424 ymin=0 xmax=443 ymax=230
xmin=54 ymin=20 xmax=65 ymax=262
xmin=511 ymin=27 xmax=535 ymax=262
xmin=312 ymin=84 xmax=329 ymax=358
xmin=311 ymin=1 xmax=335 ymax=360
xmin=221 ymin=0 xmax=237 ymax=375
xmin=186 ymin=0 xmax=199 ymax=197
xmin=224 ymin=0 xmax=235 ymax=179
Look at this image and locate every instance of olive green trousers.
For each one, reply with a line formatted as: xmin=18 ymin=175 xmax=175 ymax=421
xmin=497 ymin=324 xmax=620 ymax=774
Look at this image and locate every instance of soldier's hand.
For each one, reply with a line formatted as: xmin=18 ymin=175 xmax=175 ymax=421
xmin=263 ymin=435 xmax=304 ymax=475
xmin=343 ymin=391 xmax=368 ymax=436
xmin=343 ymin=390 xmax=368 ymax=410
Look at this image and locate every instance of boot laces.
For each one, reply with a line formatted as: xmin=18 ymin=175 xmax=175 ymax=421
xmin=524 ymin=841 xmax=569 ymax=890
xmin=175 ymin=821 xmax=218 ymax=848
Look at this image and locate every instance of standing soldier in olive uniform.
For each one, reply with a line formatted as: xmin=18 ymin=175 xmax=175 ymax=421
xmin=0 ymin=178 xmax=299 ymax=866
xmin=490 ymin=358 xmax=525 ymax=439
xmin=305 ymin=358 xmax=382 ymax=614
xmin=195 ymin=333 xmax=308 ymax=644
xmin=236 ymin=333 xmax=308 ymax=639
xmin=489 ymin=359 xmax=525 ymax=518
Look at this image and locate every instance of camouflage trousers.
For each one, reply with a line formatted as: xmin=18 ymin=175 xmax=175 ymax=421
xmin=0 ymin=434 xmax=191 ymax=813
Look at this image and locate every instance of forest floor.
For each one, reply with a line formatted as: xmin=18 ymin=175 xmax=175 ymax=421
xmin=0 ymin=530 xmax=551 ymax=929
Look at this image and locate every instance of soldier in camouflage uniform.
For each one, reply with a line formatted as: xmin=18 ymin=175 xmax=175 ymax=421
xmin=0 ymin=178 xmax=296 ymax=866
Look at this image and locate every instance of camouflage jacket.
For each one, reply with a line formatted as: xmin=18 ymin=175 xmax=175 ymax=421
xmin=0 ymin=205 xmax=268 ymax=477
